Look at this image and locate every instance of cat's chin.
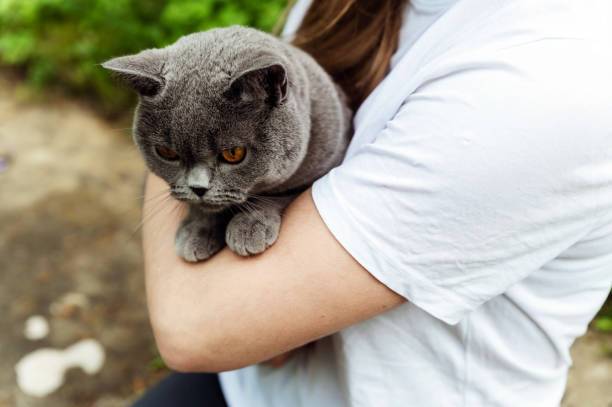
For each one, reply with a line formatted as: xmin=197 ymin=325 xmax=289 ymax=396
xmin=196 ymin=201 xmax=230 ymax=213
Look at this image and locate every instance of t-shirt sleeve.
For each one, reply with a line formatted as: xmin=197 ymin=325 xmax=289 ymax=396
xmin=311 ymin=52 xmax=605 ymax=325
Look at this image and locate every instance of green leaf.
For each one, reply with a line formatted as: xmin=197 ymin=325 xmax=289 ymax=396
xmin=594 ymin=316 xmax=612 ymax=332
xmin=148 ymin=354 xmax=167 ymax=372
xmin=0 ymin=32 xmax=38 ymax=64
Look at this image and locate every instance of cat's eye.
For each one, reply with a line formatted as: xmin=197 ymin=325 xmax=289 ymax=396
xmin=155 ymin=145 xmax=179 ymax=161
xmin=221 ymin=146 xmax=246 ymax=164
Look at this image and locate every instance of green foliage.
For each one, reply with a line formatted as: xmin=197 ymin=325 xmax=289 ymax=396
xmin=594 ymin=294 xmax=612 ymax=333
xmin=594 ymin=316 xmax=612 ymax=333
xmin=0 ymin=0 xmax=286 ymax=115
xmin=148 ymin=353 xmax=167 ymax=372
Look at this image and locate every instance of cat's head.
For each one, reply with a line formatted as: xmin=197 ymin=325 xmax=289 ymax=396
xmin=103 ymin=27 xmax=308 ymax=212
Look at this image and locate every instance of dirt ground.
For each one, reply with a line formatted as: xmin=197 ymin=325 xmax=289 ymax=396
xmin=0 ymin=77 xmax=158 ymax=407
xmin=0 ymin=76 xmax=610 ymax=406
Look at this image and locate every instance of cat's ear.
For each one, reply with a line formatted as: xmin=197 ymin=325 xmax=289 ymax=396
xmin=227 ymin=63 xmax=288 ymax=107
xmin=102 ymin=50 xmax=166 ymax=97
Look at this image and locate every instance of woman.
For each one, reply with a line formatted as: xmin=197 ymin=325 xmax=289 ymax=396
xmin=135 ymin=0 xmax=612 ymax=406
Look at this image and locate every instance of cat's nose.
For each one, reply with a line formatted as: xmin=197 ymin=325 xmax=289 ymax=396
xmin=190 ymin=187 xmax=208 ymax=197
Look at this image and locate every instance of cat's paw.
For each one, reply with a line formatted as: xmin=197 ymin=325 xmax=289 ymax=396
xmin=225 ymin=210 xmax=281 ymax=256
xmin=175 ymin=221 xmax=224 ymax=262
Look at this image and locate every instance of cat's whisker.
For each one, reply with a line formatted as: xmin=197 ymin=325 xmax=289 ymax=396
xmin=167 ymin=200 xmax=183 ymax=223
xmin=248 ymin=197 xmax=272 ymax=210
xmin=110 ymin=188 xmax=171 ymax=228
xmin=139 ymin=187 xmax=171 ymax=202
xmin=236 ymin=203 xmax=251 ymax=220
xmin=248 ymin=194 xmax=278 ymax=206
xmin=243 ymin=201 xmax=267 ymax=225
xmin=245 ymin=201 xmax=266 ymax=214
xmin=151 ymin=201 xmax=185 ymax=257
xmin=133 ymin=194 xmax=173 ymax=235
xmin=142 ymin=190 xmax=172 ymax=205
xmin=132 ymin=207 xmax=168 ymax=236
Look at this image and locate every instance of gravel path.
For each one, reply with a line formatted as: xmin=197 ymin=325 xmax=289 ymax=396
xmin=0 ymin=76 xmax=610 ymax=406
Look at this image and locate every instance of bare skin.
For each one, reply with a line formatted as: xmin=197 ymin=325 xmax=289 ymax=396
xmin=143 ymin=173 xmax=404 ymax=372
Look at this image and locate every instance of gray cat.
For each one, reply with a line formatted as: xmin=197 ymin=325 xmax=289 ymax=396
xmin=103 ymin=26 xmax=351 ymax=261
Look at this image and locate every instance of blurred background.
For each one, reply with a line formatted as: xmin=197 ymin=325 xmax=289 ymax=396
xmin=0 ymin=0 xmax=609 ymax=406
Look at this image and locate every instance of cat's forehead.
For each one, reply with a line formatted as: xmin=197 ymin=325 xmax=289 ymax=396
xmin=158 ymin=66 xmax=230 ymax=119
xmin=164 ymin=58 xmax=230 ymax=97
xmin=160 ymin=101 xmax=255 ymax=146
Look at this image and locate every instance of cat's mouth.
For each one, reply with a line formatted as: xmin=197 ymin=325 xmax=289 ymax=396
xmin=197 ymin=200 xmax=231 ymax=212
xmin=201 ymin=194 xmax=247 ymax=208
xmin=180 ymin=195 xmax=248 ymax=213
xmin=170 ymin=188 xmax=247 ymax=209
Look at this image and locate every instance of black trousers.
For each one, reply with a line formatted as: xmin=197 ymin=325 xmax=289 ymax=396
xmin=133 ymin=373 xmax=227 ymax=407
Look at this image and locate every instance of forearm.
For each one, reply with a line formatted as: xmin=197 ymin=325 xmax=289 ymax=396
xmin=142 ymin=173 xmax=403 ymax=372
xmin=142 ymin=174 xmax=285 ymax=371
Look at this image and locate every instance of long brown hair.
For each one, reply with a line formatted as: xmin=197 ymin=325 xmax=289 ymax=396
xmin=285 ymin=0 xmax=408 ymax=111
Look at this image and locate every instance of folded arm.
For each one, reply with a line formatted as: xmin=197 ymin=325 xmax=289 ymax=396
xmin=142 ymin=173 xmax=404 ymax=372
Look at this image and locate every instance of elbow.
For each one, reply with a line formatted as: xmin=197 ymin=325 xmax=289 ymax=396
xmin=152 ymin=317 xmax=250 ymax=373
xmin=156 ymin=336 xmax=209 ymax=373
xmin=147 ymin=291 xmax=231 ymax=372
xmin=146 ymin=281 xmax=266 ymax=372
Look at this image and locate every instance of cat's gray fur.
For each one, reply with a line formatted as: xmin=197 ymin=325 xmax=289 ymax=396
xmin=103 ymin=26 xmax=351 ymax=261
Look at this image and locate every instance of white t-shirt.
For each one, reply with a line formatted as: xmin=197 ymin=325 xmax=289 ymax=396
xmin=220 ymin=0 xmax=612 ymax=406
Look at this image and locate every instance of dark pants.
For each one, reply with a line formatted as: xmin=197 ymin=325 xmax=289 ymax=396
xmin=133 ymin=373 xmax=227 ymax=407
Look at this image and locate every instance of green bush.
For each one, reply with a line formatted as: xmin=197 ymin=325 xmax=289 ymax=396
xmin=594 ymin=293 xmax=612 ymax=334
xmin=0 ymin=0 xmax=287 ymax=115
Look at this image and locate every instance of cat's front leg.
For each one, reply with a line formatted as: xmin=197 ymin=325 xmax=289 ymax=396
xmin=226 ymin=196 xmax=294 ymax=256
xmin=175 ymin=206 xmax=229 ymax=262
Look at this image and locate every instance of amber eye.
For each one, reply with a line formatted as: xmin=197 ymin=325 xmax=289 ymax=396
xmin=155 ymin=145 xmax=179 ymax=161
xmin=221 ymin=146 xmax=246 ymax=164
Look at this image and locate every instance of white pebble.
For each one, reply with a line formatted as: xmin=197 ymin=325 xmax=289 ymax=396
xmin=15 ymin=339 xmax=105 ymax=397
xmin=23 ymin=315 xmax=49 ymax=341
